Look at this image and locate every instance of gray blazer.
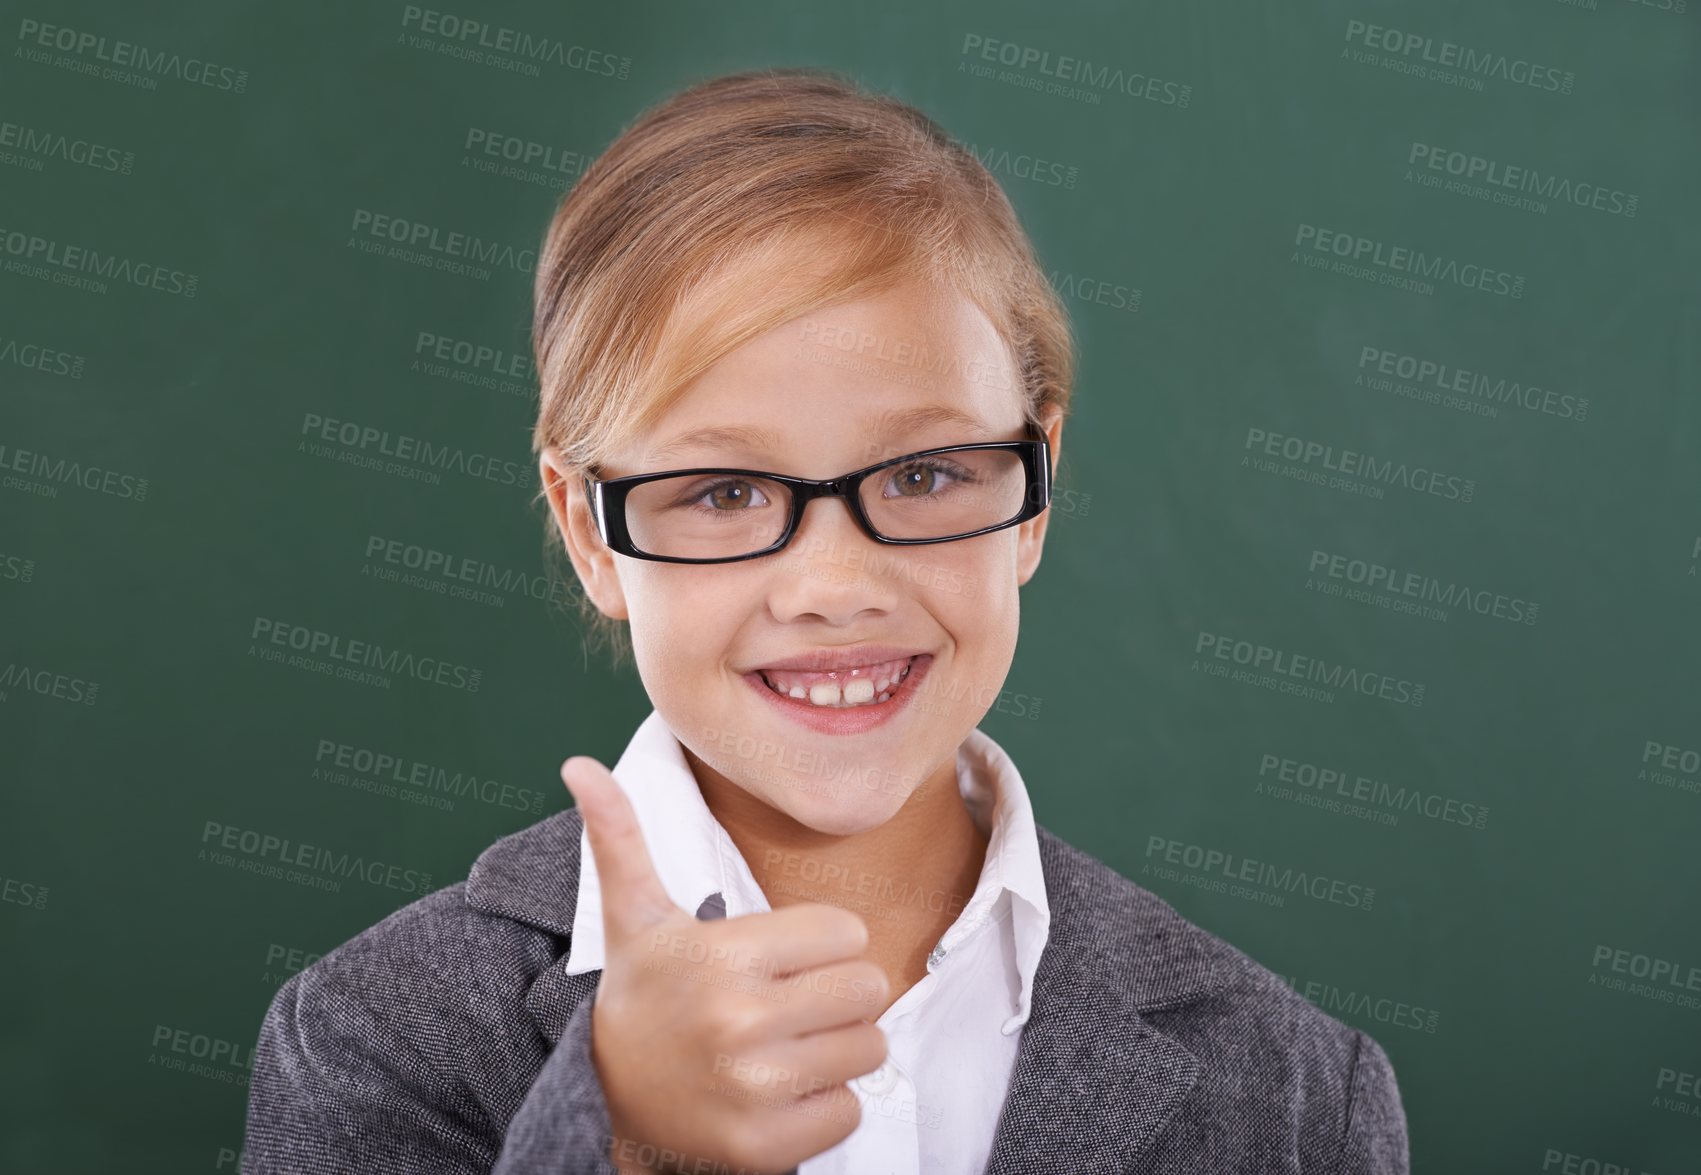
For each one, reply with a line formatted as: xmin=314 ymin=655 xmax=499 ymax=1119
xmin=242 ymin=806 xmax=1410 ymax=1173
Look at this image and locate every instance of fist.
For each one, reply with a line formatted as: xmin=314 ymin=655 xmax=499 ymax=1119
xmin=560 ymin=755 xmax=890 ymax=1175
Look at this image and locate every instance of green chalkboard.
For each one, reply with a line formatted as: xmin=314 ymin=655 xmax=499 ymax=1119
xmin=3 ymin=2 xmax=1697 ymax=1172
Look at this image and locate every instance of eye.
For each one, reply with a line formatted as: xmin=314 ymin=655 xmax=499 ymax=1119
xmin=675 ymin=476 xmax=770 ymax=512
xmin=882 ymin=458 xmax=973 ymax=499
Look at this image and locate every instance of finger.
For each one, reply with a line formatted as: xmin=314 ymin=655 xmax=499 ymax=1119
xmin=732 ymin=902 xmax=871 ymax=977
xmin=757 ymin=959 xmax=890 ymax=1036
xmin=560 ymin=755 xmax=682 ymax=943
xmin=728 ymin=1040 xmax=870 ymax=1163
xmin=725 ymin=1078 xmax=864 ymax=1174
xmin=755 ymin=1021 xmax=888 ymax=1096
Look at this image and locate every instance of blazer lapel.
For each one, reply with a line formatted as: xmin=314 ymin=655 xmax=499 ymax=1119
xmin=465 ymin=806 xmax=601 ymax=1047
xmin=983 ymin=828 xmax=1236 ymax=1174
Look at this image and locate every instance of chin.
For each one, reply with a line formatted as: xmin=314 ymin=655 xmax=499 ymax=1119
xmin=762 ymin=779 xmax=912 ymax=837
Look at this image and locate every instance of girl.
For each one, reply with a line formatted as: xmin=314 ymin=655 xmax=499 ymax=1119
xmin=244 ymin=67 xmax=1409 ymax=1174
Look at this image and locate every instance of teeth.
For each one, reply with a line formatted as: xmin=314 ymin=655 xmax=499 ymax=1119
xmin=760 ymin=657 xmax=917 ymax=708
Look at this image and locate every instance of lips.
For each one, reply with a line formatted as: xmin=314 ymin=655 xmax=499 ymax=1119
xmin=741 ymin=653 xmax=934 ymax=734
xmin=747 ymin=644 xmax=929 ymax=672
xmin=756 ymin=656 xmax=918 ymax=700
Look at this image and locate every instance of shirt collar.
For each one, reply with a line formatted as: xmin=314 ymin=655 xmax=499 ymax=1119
xmin=951 ymin=722 xmax=1051 ymax=1031
xmin=565 ymin=708 xmax=1051 ymax=1028
xmin=565 ymin=708 xmax=757 ymax=975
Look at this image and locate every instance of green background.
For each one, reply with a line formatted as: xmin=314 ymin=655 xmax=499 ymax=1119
xmin=4 ymin=1 xmax=1698 ymax=1171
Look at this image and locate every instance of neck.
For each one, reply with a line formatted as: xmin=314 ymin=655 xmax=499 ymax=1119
xmin=686 ymin=745 xmax=991 ymax=1012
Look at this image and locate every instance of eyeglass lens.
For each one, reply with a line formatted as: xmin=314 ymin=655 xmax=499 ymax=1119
xmin=621 ymin=447 xmax=1029 ymax=559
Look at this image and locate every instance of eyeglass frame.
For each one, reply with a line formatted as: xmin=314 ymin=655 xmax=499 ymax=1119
xmin=580 ymin=420 xmax=1053 ymax=565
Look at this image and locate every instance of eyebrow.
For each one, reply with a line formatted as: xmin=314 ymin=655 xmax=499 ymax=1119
xmin=645 ymin=404 xmax=994 ymax=465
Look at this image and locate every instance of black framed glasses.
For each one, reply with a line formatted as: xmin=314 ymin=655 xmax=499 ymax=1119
xmin=582 ymin=421 xmax=1052 ymax=564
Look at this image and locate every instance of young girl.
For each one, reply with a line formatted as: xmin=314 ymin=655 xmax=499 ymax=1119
xmin=244 ymin=68 xmax=1410 ymax=1174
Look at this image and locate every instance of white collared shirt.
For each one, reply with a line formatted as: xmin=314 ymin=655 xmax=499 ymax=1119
xmin=566 ymin=708 xmax=1051 ymax=1175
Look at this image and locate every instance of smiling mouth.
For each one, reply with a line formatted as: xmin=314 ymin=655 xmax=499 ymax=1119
xmin=754 ymin=655 xmax=922 ymax=708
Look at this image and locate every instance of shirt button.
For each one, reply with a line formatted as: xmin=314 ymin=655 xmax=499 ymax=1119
xmin=927 ymin=943 xmax=947 ymax=967
xmin=857 ymin=1061 xmax=900 ymax=1095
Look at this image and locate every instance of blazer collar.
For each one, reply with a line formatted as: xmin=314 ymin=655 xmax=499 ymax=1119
xmin=466 ymin=806 xmax=1237 ymax=1173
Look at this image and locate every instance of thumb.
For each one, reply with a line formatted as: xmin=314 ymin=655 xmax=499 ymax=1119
xmin=560 ymin=755 xmax=683 ymax=946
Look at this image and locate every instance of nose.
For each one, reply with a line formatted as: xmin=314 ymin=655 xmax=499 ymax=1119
xmin=787 ymin=483 xmax=876 ymax=557
xmin=761 ymin=487 xmax=899 ymax=622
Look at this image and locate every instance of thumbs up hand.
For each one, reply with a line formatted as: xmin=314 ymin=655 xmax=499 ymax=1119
xmin=560 ymin=756 xmax=890 ymax=1175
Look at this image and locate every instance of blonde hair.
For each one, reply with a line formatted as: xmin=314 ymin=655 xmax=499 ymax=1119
xmin=530 ymin=66 xmax=1076 ymax=669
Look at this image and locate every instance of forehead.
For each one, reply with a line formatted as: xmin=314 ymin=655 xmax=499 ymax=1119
xmin=636 ymin=280 xmax=1023 ymax=471
xmin=644 ymin=405 xmax=999 ymax=468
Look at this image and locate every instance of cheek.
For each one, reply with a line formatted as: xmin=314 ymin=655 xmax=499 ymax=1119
xmin=623 ymin=567 xmax=751 ymax=691
xmin=934 ymin=538 xmax=1019 ymax=619
xmin=625 ymin=566 xmax=735 ymax=639
xmin=922 ymin=544 xmax=1021 ymax=667
xmin=623 ymin=575 xmax=696 ymax=671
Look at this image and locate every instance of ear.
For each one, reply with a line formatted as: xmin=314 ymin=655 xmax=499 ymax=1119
xmin=539 ymin=448 xmax=630 ymax=622
xmin=1014 ymin=411 xmax=1064 ymax=588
